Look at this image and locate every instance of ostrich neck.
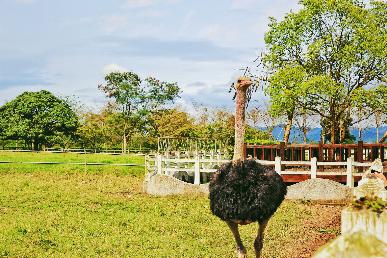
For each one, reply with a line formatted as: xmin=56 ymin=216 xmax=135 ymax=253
xmin=233 ymin=88 xmax=247 ymax=161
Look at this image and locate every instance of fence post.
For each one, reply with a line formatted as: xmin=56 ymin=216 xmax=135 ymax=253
xmin=318 ymin=141 xmax=323 ymax=161
xmin=357 ymin=141 xmax=364 ymax=172
xmin=275 ymin=156 xmax=281 ymax=175
xmin=311 ymin=157 xmax=317 ymax=179
xmin=279 ymin=142 xmax=285 ymax=160
xmin=165 ymin=152 xmax=171 ymax=176
xmin=157 ymin=154 xmax=162 ymax=174
xmin=144 ymin=155 xmax=148 ymax=174
xmin=217 ymin=151 xmax=221 ymax=166
xmin=176 ymin=151 xmax=180 ymax=171
xmin=346 ymin=156 xmax=354 ymax=187
xmin=194 ymin=154 xmax=200 ymax=185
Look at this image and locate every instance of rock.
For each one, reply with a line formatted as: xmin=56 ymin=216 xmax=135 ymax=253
xmin=313 ymin=231 xmax=387 ymax=258
xmin=286 ymin=178 xmax=352 ymax=201
xmin=368 ymin=158 xmax=383 ymax=173
xmin=354 ymin=176 xmax=386 ymax=200
xmin=341 ymin=207 xmax=386 ymax=243
xmin=143 ymin=173 xmax=209 ymax=196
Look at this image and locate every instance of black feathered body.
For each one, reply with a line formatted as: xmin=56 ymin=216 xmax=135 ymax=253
xmin=209 ymin=159 xmax=287 ymax=223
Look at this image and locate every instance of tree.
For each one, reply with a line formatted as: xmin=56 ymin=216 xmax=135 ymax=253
xmin=78 ymin=112 xmax=110 ymax=150
xmin=264 ymin=65 xmax=306 ymax=144
xmin=247 ymin=104 xmax=283 ymax=140
xmin=245 ymin=126 xmax=275 ymax=145
xmin=150 ymin=108 xmax=196 ymax=138
xmin=205 ymin=109 xmax=235 ymax=152
xmin=293 ymin=108 xmax=318 ymax=144
xmin=98 ymin=72 xmax=180 ymax=153
xmin=0 ymin=90 xmax=78 ymax=150
xmin=263 ymin=0 xmax=386 ymax=143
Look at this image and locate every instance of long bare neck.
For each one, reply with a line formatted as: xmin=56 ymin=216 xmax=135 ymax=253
xmin=233 ymin=87 xmax=248 ymax=161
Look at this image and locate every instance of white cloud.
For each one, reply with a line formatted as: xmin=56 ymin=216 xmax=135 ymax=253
xmin=101 ymin=15 xmax=128 ymax=33
xmin=124 ymin=0 xmax=155 ymax=8
xmin=13 ymin=0 xmax=38 ymax=4
xmin=138 ymin=9 xmax=166 ymax=18
xmin=102 ymin=64 xmax=128 ymax=75
xmin=123 ymin=0 xmax=180 ymax=9
xmin=230 ymin=0 xmax=257 ymax=11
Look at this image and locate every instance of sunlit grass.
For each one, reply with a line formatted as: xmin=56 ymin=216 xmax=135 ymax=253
xmin=0 ymin=152 xmax=144 ymax=176
xmin=0 ymin=152 xmax=339 ymax=257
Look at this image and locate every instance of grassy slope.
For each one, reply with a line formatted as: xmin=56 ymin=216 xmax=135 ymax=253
xmin=0 ymin=152 xmax=338 ymax=257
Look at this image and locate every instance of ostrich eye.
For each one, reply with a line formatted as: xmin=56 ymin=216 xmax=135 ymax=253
xmin=237 ymin=80 xmax=241 ymax=83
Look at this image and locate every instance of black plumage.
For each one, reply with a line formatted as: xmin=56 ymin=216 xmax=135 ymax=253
xmin=209 ymin=159 xmax=287 ymax=223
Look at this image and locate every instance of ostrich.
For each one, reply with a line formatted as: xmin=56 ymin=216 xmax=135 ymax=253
xmin=209 ymin=77 xmax=287 ymax=258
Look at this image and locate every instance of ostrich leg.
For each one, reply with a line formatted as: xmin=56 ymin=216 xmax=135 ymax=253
xmin=226 ymin=221 xmax=247 ymax=258
xmin=254 ymin=219 xmax=269 ymax=258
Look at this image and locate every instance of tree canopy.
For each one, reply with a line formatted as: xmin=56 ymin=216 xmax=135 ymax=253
xmin=0 ymin=90 xmax=79 ymax=150
xmin=98 ymin=71 xmax=180 ymax=152
xmin=263 ymin=0 xmax=387 ymax=143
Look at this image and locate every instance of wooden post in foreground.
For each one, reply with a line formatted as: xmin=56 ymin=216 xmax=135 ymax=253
xmin=311 ymin=157 xmax=317 ymax=179
xmin=194 ymin=154 xmax=200 ymax=185
xmin=157 ymin=154 xmax=162 ymax=174
xmin=275 ymin=156 xmax=281 ymax=175
xmin=346 ymin=157 xmax=354 ymax=187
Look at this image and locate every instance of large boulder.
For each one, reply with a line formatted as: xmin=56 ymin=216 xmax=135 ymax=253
xmin=143 ymin=173 xmax=209 ymax=196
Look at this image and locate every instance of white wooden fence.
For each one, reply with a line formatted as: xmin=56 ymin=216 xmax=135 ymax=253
xmin=146 ymin=154 xmax=375 ymax=187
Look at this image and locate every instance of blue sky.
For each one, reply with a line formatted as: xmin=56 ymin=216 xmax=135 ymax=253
xmin=0 ymin=0 xmax=300 ymax=112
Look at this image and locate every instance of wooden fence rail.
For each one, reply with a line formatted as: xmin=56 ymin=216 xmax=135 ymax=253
xmin=146 ymin=154 xmax=376 ymax=186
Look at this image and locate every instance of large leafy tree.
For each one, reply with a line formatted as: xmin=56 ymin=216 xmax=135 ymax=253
xmin=263 ymin=0 xmax=386 ymax=143
xmin=78 ymin=111 xmax=110 ymax=150
xmin=265 ymin=65 xmax=306 ymax=143
xmin=150 ymin=108 xmax=196 ymax=138
xmin=0 ymin=90 xmax=79 ymax=150
xmin=98 ymin=72 xmax=180 ymax=153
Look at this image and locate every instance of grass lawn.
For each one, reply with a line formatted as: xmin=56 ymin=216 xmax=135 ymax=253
xmin=0 ymin=152 xmax=342 ymax=257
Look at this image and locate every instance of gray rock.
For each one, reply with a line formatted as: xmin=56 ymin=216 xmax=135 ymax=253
xmin=286 ymin=178 xmax=352 ymax=201
xmin=143 ymin=173 xmax=209 ymax=196
xmin=354 ymin=176 xmax=386 ymax=200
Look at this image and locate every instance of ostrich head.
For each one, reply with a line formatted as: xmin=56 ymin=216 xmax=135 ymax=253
xmin=235 ymin=76 xmax=252 ymax=91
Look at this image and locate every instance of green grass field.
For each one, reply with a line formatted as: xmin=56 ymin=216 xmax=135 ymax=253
xmin=0 ymin=152 xmax=144 ymax=176
xmin=0 ymin=152 xmax=340 ymax=257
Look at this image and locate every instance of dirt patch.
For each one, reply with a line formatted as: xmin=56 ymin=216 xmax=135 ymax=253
xmin=286 ymin=203 xmax=343 ymax=258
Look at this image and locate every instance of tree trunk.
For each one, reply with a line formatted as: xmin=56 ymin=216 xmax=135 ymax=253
xmin=330 ymin=120 xmax=337 ymax=144
xmin=123 ymin=134 xmax=127 ymax=154
xmin=283 ymin=112 xmax=294 ymax=145
xmin=379 ymin=131 xmax=387 ymax=143
xmin=303 ymin=127 xmax=307 ymax=144
xmin=376 ymin=126 xmax=379 ymax=143
xmin=32 ymin=137 xmax=39 ymax=151
xmin=339 ymin=122 xmax=345 ymax=143
xmin=233 ymin=77 xmax=252 ymax=161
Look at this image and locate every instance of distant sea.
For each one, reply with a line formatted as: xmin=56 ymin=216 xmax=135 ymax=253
xmin=266 ymin=126 xmax=387 ymax=143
